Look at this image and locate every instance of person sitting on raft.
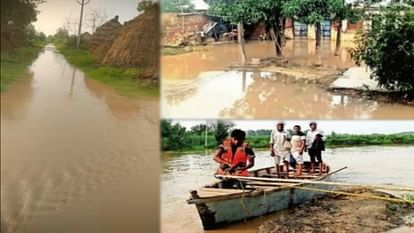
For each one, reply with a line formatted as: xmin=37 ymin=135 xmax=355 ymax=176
xmin=213 ymin=129 xmax=255 ymax=188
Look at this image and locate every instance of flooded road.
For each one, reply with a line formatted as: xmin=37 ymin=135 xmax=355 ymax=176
xmin=161 ymin=146 xmax=414 ymax=233
xmin=161 ymin=40 xmax=414 ymax=119
xmin=1 ymin=46 xmax=159 ymax=233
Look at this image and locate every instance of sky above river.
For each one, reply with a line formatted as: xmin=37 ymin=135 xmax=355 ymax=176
xmin=33 ymin=0 xmax=144 ymax=35
xmin=174 ymin=120 xmax=414 ymax=135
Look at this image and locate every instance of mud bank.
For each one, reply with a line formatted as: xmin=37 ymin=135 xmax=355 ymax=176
xmin=252 ymin=64 xmax=413 ymax=106
xmin=257 ymin=188 xmax=414 ymax=233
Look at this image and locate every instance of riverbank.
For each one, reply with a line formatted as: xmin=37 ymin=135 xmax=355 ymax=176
xmin=57 ymin=45 xmax=159 ymax=98
xmin=257 ymin=188 xmax=414 ymax=233
xmin=162 ymin=133 xmax=414 ymax=154
xmin=1 ymin=42 xmax=45 ymax=91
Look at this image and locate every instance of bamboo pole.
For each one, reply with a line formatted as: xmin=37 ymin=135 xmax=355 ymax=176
xmin=215 ymin=169 xmax=414 ymax=192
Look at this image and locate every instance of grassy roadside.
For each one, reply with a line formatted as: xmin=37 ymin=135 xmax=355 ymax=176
xmin=1 ymin=42 xmax=46 ymax=91
xmin=57 ymin=45 xmax=159 ymax=98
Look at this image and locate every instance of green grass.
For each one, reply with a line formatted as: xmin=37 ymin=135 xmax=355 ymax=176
xmin=162 ymin=47 xmax=191 ymax=56
xmin=58 ymin=46 xmax=159 ymax=98
xmin=1 ymin=42 xmax=45 ymax=91
xmin=404 ymin=193 xmax=414 ymax=202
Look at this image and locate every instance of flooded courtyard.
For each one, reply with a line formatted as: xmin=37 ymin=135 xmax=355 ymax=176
xmin=1 ymin=46 xmax=159 ymax=233
xmin=161 ymin=40 xmax=414 ymax=119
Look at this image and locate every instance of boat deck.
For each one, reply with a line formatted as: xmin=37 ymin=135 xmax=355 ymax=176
xmin=196 ymin=166 xmax=327 ymax=199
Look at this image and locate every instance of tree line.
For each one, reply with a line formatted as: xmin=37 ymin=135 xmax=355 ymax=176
xmin=1 ymin=0 xmax=47 ymax=52
xmin=161 ymin=120 xmax=414 ymax=151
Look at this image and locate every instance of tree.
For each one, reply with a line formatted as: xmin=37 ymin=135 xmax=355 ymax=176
xmin=209 ymin=0 xmax=287 ymax=60
xmin=213 ymin=120 xmax=234 ymax=145
xmin=283 ymin=0 xmax=334 ymax=63
xmin=160 ymin=0 xmax=195 ymax=13
xmin=190 ymin=124 xmax=210 ymax=135
xmin=75 ymin=0 xmax=91 ymax=48
xmin=161 ymin=120 xmax=188 ymax=150
xmin=1 ymin=0 xmax=45 ymax=50
xmin=351 ymin=5 xmax=414 ymax=95
xmin=86 ymin=7 xmax=109 ymax=33
xmin=331 ymin=1 xmax=362 ymax=56
xmin=138 ymin=0 xmax=156 ymax=12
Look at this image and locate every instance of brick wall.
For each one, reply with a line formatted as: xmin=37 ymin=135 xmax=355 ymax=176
xmin=161 ymin=13 xmax=209 ymax=46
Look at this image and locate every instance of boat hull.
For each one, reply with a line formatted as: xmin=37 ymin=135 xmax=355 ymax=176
xmin=192 ymin=182 xmax=331 ymax=229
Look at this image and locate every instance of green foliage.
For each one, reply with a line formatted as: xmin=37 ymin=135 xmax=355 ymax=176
xmin=137 ymin=0 xmax=157 ymax=12
xmin=161 ymin=121 xmax=414 ymax=152
xmin=208 ymin=0 xmax=285 ymax=25
xmin=1 ymin=0 xmax=45 ymax=50
xmin=213 ymin=120 xmax=235 ymax=144
xmin=352 ymin=6 xmax=414 ymax=93
xmin=1 ymin=42 xmax=45 ymax=91
xmin=190 ymin=124 xmax=212 ymax=135
xmin=161 ymin=0 xmax=195 ymax=13
xmin=58 ymin=46 xmax=158 ymax=97
xmin=161 ymin=120 xmax=190 ymax=150
xmin=161 ymin=47 xmax=191 ymax=56
xmin=283 ymin=0 xmax=331 ymax=24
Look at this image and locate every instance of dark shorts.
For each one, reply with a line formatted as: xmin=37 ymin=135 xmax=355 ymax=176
xmin=218 ymin=179 xmax=246 ymax=189
xmin=308 ymin=148 xmax=323 ymax=163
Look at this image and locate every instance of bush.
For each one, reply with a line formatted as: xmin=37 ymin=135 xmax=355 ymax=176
xmin=352 ymin=6 xmax=414 ymax=95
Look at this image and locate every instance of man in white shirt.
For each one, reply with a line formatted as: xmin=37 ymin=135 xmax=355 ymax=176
xmin=305 ymin=122 xmax=326 ymax=174
xmin=291 ymin=125 xmax=306 ymax=176
xmin=269 ymin=122 xmax=291 ymax=178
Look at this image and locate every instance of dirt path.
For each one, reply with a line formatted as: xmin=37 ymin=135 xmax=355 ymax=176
xmin=257 ymin=188 xmax=414 ymax=233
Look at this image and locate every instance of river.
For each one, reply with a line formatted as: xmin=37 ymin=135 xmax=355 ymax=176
xmin=161 ymin=40 xmax=414 ymax=119
xmin=161 ymin=146 xmax=414 ymax=233
xmin=1 ymin=45 xmax=159 ymax=233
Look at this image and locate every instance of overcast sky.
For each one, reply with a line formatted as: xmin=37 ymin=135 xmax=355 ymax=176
xmin=173 ymin=120 xmax=414 ymax=134
xmin=33 ymin=0 xmax=143 ymax=35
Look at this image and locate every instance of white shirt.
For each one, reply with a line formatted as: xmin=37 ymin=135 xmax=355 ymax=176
xmin=270 ymin=129 xmax=291 ymax=157
xmin=306 ymin=129 xmax=325 ymax=149
xmin=291 ymin=134 xmax=306 ymax=152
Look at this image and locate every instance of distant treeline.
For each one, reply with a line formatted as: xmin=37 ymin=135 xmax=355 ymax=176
xmin=161 ymin=120 xmax=414 ymax=152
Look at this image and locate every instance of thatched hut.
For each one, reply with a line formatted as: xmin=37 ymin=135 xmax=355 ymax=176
xmin=80 ymin=32 xmax=92 ymax=46
xmin=87 ymin=16 xmax=122 ymax=62
xmin=101 ymin=4 xmax=160 ymax=81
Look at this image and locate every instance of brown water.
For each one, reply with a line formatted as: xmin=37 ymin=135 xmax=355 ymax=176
xmin=161 ymin=40 xmax=414 ymax=119
xmin=1 ymin=45 xmax=160 ymax=233
xmin=161 ymin=71 xmax=414 ymax=119
xmin=162 ymin=40 xmax=354 ymax=80
xmin=161 ymin=146 xmax=414 ymax=233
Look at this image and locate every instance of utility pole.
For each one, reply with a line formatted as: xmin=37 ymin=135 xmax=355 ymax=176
xmin=205 ymin=121 xmax=208 ymax=148
xmin=76 ymin=0 xmax=91 ymax=48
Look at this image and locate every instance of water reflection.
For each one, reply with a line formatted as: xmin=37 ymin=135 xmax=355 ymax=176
xmin=162 ymin=71 xmax=414 ymax=119
xmin=1 ymin=71 xmax=35 ymax=120
xmin=1 ymin=47 xmax=159 ymax=233
xmin=162 ymin=40 xmax=355 ymax=81
xmin=161 ymin=146 xmax=414 ymax=233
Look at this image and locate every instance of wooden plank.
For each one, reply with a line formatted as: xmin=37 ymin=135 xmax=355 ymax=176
xmin=200 ymin=188 xmax=252 ymax=194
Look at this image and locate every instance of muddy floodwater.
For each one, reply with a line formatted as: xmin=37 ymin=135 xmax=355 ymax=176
xmin=161 ymin=146 xmax=414 ymax=233
xmin=1 ymin=45 xmax=159 ymax=233
xmin=161 ymin=40 xmax=414 ymax=119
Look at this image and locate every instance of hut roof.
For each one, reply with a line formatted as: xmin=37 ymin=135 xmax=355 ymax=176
xmin=101 ymin=4 xmax=160 ymax=80
xmin=87 ymin=16 xmax=122 ymax=61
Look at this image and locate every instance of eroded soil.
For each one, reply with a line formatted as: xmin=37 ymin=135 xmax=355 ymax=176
xmin=257 ymin=188 xmax=414 ymax=233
